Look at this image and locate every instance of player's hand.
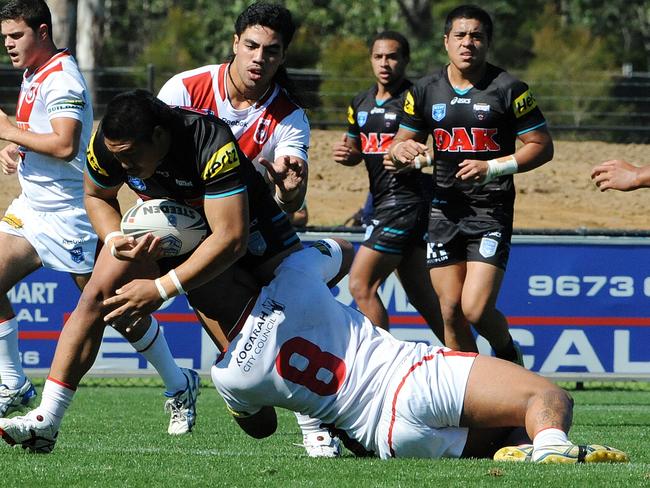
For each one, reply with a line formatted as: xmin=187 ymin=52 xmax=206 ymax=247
xmin=333 ymin=133 xmax=353 ymax=164
xmin=0 ymin=143 xmax=21 ymax=175
xmin=0 ymin=108 xmax=14 ymax=140
xmin=109 ymin=232 xmax=163 ymax=262
xmin=456 ymin=159 xmax=489 ymax=183
xmin=387 ymin=140 xmax=429 ymax=173
xmin=102 ymin=279 xmax=164 ymax=324
xmin=591 ymin=159 xmax=640 ymax=192
xmin=259 ymin=155 xmax=306 ymax=198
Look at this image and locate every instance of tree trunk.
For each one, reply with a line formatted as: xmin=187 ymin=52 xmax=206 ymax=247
xmin=76 ymin=0 xmax=105 ymax=105
xmin=49 ymin=0 xmax=77 ymax=53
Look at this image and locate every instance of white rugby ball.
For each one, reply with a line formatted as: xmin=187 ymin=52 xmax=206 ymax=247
xmin=121 ymin=199 xmax=208 ymax=257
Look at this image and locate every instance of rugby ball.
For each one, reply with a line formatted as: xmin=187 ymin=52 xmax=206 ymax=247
xmin=120 ymin=199 xmax=208 ymax=257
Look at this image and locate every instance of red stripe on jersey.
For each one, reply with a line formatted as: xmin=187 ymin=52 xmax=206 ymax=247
xmin=237 ymin=90 xmax=299 ymax=160
xmin=217 ymin=63 xmax=228 ymax=102
xmin=182 ymin=71 xmax=218 ymax=115
xmin=16 ymin=61 xmax=64 ymax=126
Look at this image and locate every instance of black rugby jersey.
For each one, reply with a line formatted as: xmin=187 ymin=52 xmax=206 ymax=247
xmin=86 ymin=108 xmax=273 ymax=213
xmin=347 ymin=80 xmax=428 ymax=209
xmin=400 ymin=64 xmax=546 ymax=209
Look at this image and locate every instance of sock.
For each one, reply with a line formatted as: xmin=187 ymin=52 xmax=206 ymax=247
xmin=494 ymin=335 xmax=518 ymax=362
xmin=39 ymin=377 xmax=76 ymax=429
xmin=295 ymin=412 xmax=325 ymax=437
xmin=533 ymin=427 xmax=570 ymax=455
xmin=0 ymin=317 xmax=25 ymax=389
xmin=130 ymin=317 xmax=186 ymax=394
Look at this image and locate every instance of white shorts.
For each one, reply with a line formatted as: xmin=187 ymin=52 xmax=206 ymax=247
xmin=0 ymin=194 xmax=97 ymax=273
xmin=375 ymin=344 xmax=477 ymax=459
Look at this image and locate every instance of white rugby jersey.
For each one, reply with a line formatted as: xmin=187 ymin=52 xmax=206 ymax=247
xmin=157 ymin=63 xmax=309 ymax=175
xmin=16 ymin=49 xmax=93 ymax=211
xmin=212 ymin=240 xmax=415 ymax=453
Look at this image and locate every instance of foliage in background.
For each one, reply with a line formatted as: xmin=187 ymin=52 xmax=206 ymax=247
xmin=525 ymin=5 xmax=617 ymax=135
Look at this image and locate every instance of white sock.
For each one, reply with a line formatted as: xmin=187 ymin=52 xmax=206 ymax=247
xmin=533 ymin=427 xmax=570 ymax=451
xmin=39 ymin=378 xmax=76 ymax=429
xmin=0 ymin=317 xmax=25 ymax=389
xmin=130 ymin=317 xmax=186 ymax=394
xmin=295 ymin=412 xmax=325 ymax=436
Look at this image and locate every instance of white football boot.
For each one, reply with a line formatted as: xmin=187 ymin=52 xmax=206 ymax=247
xmin=0 ymin=409 xmax=58 ymax=453
xmin=531 ymin=444 xmax=630 ymax=464
xmin=164 ymin=368 xmax=200 ymax=435
xmin=0 ymin=378 xmax=37 ymax=417
xmin=302 ymin=430 xmax=342 ymax=458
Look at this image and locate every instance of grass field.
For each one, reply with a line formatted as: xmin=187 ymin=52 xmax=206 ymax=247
xmin=2 ymin=381 xmax=649 ymax=487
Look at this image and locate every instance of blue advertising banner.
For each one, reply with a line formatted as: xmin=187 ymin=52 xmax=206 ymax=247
xmin=12 ymin=233 xmax=650 ymax=378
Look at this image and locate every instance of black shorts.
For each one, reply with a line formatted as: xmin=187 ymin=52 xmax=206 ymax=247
xmin=362 ymin=202 xmax=428 ymax=255
xmin=425 ymin=203 xmax=512 ymax=270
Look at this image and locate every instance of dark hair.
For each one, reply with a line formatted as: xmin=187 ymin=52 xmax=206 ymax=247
xmin=444 ymin=4 xmax=493 ymax=44
xmin=369 ymin=31 xmax=410 ymax=61
xmin=234 ymin=2 xmax=295 ymax=50
xmin=102 ymin=90 xmax=177 ymax=142
xmin=0 ymin=0 xmax=52 ymax=38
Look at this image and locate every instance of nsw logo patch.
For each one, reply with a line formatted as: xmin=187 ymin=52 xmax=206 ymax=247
xmin=479 ymin=237 xmax=499 ymax=258
xmin=357 ymin=111 xmax=368 ymax=127
xmin=432 ymin=103 xmax=446 ymax=121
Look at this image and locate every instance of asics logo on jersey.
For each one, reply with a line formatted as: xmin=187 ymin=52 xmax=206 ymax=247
xmin=201 ymin=141 xmax=240 ymax=180
xmin=360 ymin=132 xmax=394 ymax=154
xmin=433 ymin=127 xmax=500 ymax=152
xmin=450 ymin=97 xmax=471 ymax=105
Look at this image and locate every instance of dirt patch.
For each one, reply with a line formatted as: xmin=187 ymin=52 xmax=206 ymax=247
xmin=1 ymin=130 xmax=648 ymax=230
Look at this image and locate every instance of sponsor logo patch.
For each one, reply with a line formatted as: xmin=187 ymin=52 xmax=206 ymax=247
xmin=432 ymin=103 xmax=446 ymax=121
xmin=1 ymin=213 xmax=23 ymax=228
xmin=86 ymin=131 xmax=109 ymax=177
xmin=403 ymin=91 xmax=415 ymax=115
xmin=513 ymin=89 xmax=537 ymax=118
xmin=370 ymin=107 xmax=385 ymax=115
xmin=69 ymin=246 xmax=84 ymax=264
xmin=384 ymin=112 xmax=397 ymax=120
xmin=473 ymin=103 xmax=491 ymax=120
xmin=48 ymin=98 xmax=85 ymax=114
xmin=201 ymin=141 xmax=240 ymax=180
xmin=451 ymin=97 xmax=471 ymax=105
xmin=426 ymin=242 xmax=449 ymax=264
xmin=127 ymin=176 xmax=146 ymax=191
xmin=479 ymin=237 xmax=499 ymax=258
xmin=347 ymin=106 xmax=355 ymax=125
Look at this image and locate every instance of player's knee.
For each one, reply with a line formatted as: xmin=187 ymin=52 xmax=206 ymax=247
xmin=348 ymin=276 xmax=375 ymax=302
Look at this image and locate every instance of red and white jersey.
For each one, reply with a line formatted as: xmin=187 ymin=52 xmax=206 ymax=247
xmin=212 ymin=240 xmax=415 ymax=453
xmin=157 ymin=63 xmax=309 ymax=175
xmin=16 ymin=49 xmax=93 ymax=211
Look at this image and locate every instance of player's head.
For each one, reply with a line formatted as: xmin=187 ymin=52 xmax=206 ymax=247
xmin=231 ymin=3 xmax=297 ymax=99
xmin=369 ymin=31 xmax=410 ymax=89
xmin=0 ymin=0 xmax=55 ymax=71
xmin=443 ymin=5 xmax=492 ymax=72
xmin=101 ymin=90 xmax=175 ymax=179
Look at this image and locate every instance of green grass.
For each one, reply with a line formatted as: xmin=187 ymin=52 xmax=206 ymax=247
xmin=2 ymin=383 xmax=649 ymax=487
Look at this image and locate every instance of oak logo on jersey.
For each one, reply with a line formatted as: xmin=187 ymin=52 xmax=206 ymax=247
xmin=403 ymin=91 xmax=415 ymax=115
xmin=360 ymin=132 xmax=394 ymax=154
xmin=432 ymin=103 xmax=446 ymax=121
xmin=201 ymin=141 xmax=240 ymax=180
xmin=86 ymin=132 xmax=109 ymax=177
xmin=357 ymin=111 xmax=368 ymax=127
xmin=433 ymin=127 xmax=500 ymax=152
xmin=347 ymin=106 xmax=355 ymax=125
xmin=513 ymin=89 xmax=537 ymax=118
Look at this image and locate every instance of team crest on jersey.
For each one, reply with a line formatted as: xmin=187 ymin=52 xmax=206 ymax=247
xmin=473 ymin=103 xmax=491 ymax=120
xmin=23 ymin=82 xmax=40 ymax=104
xmin=253 ymin=118 xmax=272 ymax=144
xmin=357 ymin=111 xmax=368 ymax=127
xmin=201 ymin=141 xmax=240 ymax=181
xmin=69 ymin=246 xmax=84 ymax=264
xmin=479 ymin=235 xmax=500 ymax=258
xmin=1 ymin=213 xmax=23 ymax=228
xmin=432 ymin=103 xmax=446 ymax=121
xmin=127 ymin=176 xmax=146 ymax=191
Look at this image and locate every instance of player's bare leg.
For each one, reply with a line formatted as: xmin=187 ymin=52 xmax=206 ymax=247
xmin=429 ymin=263 xmax=477 ymax=351
xmin=461 ymin=355 xmax=628 ymax=463
xmin=395 ymin=247 xmax=444 ymax=341
xmin=348 ymin=246 xmax=402 ymax=330
xmin=462 ymin=262 xmax=520 ymax=363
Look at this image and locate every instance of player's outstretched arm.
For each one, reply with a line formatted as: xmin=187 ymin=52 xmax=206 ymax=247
xmin=259 ymin=155 xmax=308 ymax=213
xmin=233 ymin=406 xmax=278 ymax=439
xmin=591 ymin=159 xmax=650 ymax=192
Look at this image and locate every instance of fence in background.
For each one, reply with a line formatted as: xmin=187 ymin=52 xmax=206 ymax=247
xmin=1 ymin=65 xmax=649 ymax=141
